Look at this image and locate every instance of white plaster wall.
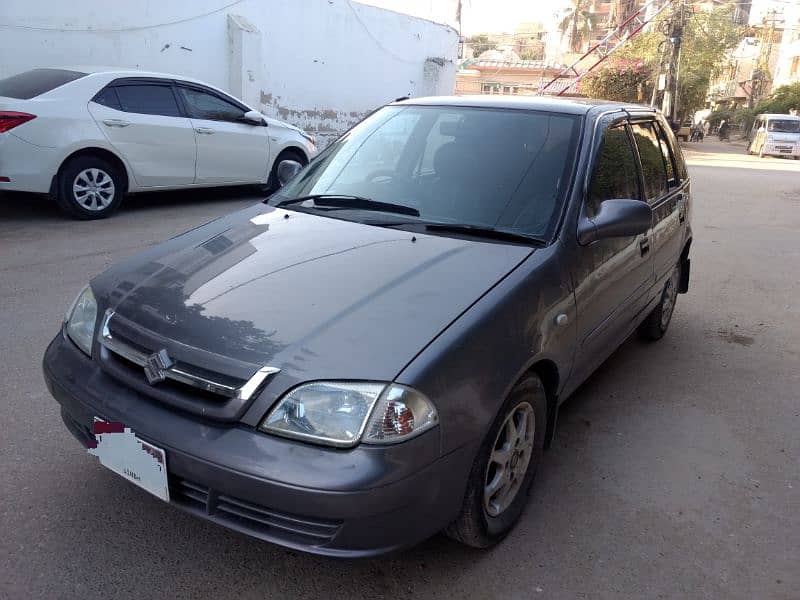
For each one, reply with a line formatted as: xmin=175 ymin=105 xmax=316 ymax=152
xmin=0 ymin=0 xmax=458 ymax=144
xmin=773 ymin=4 xmax=800 ymax=89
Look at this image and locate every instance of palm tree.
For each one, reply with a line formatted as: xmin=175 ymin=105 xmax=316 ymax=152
xmin=558 ymin=0 xmax=600 ymax=53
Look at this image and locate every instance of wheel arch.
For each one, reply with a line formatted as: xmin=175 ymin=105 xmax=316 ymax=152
xmin=274 ymin=145 xmax=309 ymax=165
xmin=526 ymin=359 xmax=560 ymax=450
xmin=51 ymin=147 xmax=131 ymax=196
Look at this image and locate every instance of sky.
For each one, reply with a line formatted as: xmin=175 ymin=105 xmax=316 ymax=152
xmin=359 ymin=0 xmax=788 ymax=34
xmin=358 ymin=0 xmax=568 ymax=35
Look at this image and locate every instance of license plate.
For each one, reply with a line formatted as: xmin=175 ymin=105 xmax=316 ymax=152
xmin=88 ymin=419 xmax=170 ymax=501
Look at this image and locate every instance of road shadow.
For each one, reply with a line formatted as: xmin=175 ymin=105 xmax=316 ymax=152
xmin=0 ymin=186 xmax=265 ymax=224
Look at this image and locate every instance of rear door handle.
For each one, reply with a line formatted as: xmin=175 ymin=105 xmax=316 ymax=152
xmin=102 ymin=119 xmax=130 ymax=127
xmin=195 ymin=127 xmax=215 ymax=135
xmin=639 ymin=237 xmax=650 ymax=256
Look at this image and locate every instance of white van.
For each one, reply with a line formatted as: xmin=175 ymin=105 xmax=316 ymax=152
xmin=747 ymin=113 xmax=800 ymax=158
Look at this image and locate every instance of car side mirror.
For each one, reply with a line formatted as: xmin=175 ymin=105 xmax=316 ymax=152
xmin=276 ymin=160 xmax=304 ymax=187
xmin=243 ymin=110 xmax=266 ymax=125
xmin=577 ymin=199 xmax=652 ymax=245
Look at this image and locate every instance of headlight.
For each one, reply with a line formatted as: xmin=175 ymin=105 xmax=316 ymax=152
xmin=299 ymin=130 xmax=316 ymax=146
xmin=65 ymin=286 xmax=97 ymax=357
xmin=260 ymin=381 xmax=438 ymax=447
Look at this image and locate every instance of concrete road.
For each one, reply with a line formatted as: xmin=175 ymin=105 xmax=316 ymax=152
xmin=1 ymin=142 xmax=798 ymax=599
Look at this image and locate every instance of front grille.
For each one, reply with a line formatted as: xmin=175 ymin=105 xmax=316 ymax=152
xmin=171 ymin=479 xmax=342 ymax=545
xmin=96 ymin=309 xmax=279 ymax=421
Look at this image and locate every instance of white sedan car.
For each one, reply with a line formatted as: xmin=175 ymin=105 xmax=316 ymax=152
xmin=0 ymin=67 xmax=317 ymax=218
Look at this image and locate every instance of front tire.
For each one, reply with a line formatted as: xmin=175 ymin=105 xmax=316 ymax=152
xmin=266 ymin=149 xmax=308 ymax=193
xmin=638 ymin=264 xmax=681 ymax=341
xmin=55 ymin=155 xmax=123 ymax=219
xmin=445 ymin=374 xmax=547 ymax=548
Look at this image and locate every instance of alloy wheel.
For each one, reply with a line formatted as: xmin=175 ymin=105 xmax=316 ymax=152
xmin=483 ymin=402 xmax=535 ymax=517
xmin=73 ymin=168 xmax=115 ymax=211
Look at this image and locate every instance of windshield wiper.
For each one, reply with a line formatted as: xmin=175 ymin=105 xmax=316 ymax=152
xmin=276 ymin=194 xmax=419 ymax=217
xmin=422 ymin=223 xmax=546 ymax=246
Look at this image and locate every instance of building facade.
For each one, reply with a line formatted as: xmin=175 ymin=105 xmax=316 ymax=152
xmin=772 ymin=3 xmax=800 ymax=90
xmin=0 ymin=0 xmax=459 ymax=147
xmin=455 ymin=57 xmax=570 ymax=96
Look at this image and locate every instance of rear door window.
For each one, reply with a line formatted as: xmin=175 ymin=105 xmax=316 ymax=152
xmin=114 ymin=84 xmax=182 ymax=117
xmin=653 ymin=123 xmax=678 ymax=187
xmin=92 ymin=87 xmax=121 ymax=110
xmin=177 ymin=87 xmax=246 ymax=122
xmin=630 ymin=122 xmax=669 ymax=201
xmin=0 ymin=68 xmax=86 ymax=99
xmin=587 ymin=123 xmax=641 ymax=217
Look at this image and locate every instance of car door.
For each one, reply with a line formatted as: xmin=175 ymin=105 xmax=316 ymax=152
xmin=88 ymin=80 xmax=196 ymax=187
xmin=748 ymin=117 xmax=761 ymax=153
xmin=629 ymin=118 xmax=684 ymax=285
xmin=175 ymin=84 xmax=270 ymax=185
xmin=570 ymin=116 xmax=655 ymax=384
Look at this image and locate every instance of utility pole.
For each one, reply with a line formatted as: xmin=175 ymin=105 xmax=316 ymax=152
xmin=749 ymin=8 xmax=781 ymax=108
xmin=661 ymin=0 xmax=686 ymax=122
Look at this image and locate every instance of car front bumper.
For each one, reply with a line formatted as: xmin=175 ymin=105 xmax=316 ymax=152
xmin=43 ymin=334 xmax=475 ymax=557
xmin=761 ymin=143 xmax=800 ymax=157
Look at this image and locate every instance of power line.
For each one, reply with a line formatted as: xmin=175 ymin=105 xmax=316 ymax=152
xmin=0 ymin=0 xmax=245 ymax=32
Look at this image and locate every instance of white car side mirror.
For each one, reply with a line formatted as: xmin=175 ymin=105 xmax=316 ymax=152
xmin=243 ymin=110 xmax=266 ymax=125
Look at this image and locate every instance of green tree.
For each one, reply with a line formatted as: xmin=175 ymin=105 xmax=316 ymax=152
xmin=582 ymin=59 xmax=653 ymax=102
xmin=559 ymin=0 xmax=600 ymax=53
xmin=465 ymin=34 xmax=496 ymax=57
xmin=519 ymin=40 xmax=545 ymax=61
xmin=756 ymin=81 xmax=800 ymax=114
xmin=587 ymin=7 xmax=741 ymax=113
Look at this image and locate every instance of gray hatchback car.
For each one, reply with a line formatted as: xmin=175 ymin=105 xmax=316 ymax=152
xmin=44 ymin=96 xmax=692 ymax=556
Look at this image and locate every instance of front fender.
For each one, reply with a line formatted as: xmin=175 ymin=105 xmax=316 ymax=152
xmin=395 ymin=244 xmax=576 ymax=456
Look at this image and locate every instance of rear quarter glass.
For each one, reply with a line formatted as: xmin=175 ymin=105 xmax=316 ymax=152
xmin=0 ymin=68 xmax=87 ymax=99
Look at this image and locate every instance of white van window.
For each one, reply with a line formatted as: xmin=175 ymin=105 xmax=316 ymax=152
xmin=767 ymin=119 xmax=800 ymax=133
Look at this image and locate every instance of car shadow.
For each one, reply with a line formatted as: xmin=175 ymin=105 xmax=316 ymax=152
xmin=0 ymin=186 xmax=267 ymax=224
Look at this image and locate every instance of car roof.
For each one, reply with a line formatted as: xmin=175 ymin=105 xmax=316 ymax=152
xmin=758 ymin=113 xmax=800 ymax=120
xmin=60 ymin=65 xmax=212 ymax=86
xmin=393 ymin=95 xmax=653 ymax=116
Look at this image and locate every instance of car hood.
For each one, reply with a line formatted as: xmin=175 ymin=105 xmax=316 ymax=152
xmin=94 ymin=204 xmax=533 ymax=383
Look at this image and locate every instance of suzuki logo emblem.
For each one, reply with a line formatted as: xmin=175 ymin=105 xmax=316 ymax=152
xmin=143 ymin=349 xmax=173 ymax=384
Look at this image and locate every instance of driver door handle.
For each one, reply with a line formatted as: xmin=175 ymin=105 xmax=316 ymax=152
xmin=639 ymin=236 xmax=650 ymax=256
xmin=102 ymin=119 xmax=130 ymax=127
xmin=195 ymin=127 xmax=215 ymax=135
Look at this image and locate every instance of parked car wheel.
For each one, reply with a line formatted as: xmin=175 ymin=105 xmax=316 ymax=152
xmin=638 ymin=264 xmax=681 ymax=341
xmin=266 ymin=149 xmax=308 ymax=192
xmin=55 ymin=155 xmax=123 ymax=219
xmin=445 ymin=374 xmax=547 ymax=548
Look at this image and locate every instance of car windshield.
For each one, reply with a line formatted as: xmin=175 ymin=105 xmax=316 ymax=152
xmin=270 ymin=105 xmax=582 ymax=240
xmin=767 ymin=119 xmax=800 ymax=133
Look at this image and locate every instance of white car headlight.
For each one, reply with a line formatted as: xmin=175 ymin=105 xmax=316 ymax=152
xmin=299 ymin=130 xmax=316 ymax=146
xmin=260 ymin=381 xmax=438 ymax=447
xmin=65 ymin=286 xmax=97 ymax=357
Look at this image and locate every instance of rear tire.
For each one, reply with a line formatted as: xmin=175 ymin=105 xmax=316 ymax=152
xmin=55 ymin=155 xmax=124 ymax=219
xmin=445 ymin=374 xmax=547 ymax=548
xmin=638 ymin=264 xmax=681 ymax=341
